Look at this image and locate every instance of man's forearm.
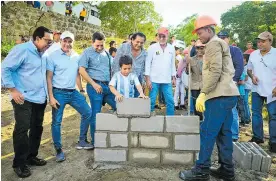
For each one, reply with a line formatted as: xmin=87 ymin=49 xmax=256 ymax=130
xmin=46 ymin=71 xmax=54 ymax=98
xmin=76 ymin=74 xmax=83 ymax=90
xmin=247 ymin=69 xmax=254 ymax=79
xmin=79 ymin=67 xmax=95 ymax=86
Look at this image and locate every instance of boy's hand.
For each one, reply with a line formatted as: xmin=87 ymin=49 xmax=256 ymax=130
xmin=115 ymin=94 xmax=124 ymax=102
xmin=139 ymin=94 xmax=148 ymax=99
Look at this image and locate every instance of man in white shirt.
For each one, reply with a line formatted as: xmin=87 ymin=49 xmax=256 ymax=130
xmin=145 ymin=27 xmax=176 ymax=115
xmin=247 ymin=31 xmax=276 ymax=153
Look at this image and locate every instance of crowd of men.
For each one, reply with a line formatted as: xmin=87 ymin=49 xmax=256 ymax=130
xmin=1 ymin=14 xmax=276 ymax=180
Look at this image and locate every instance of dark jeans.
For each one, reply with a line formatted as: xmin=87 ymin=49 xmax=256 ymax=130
xmin=11 ymin=100 xmax=47 ymax=167
xmin=237 ymin=95 xmax=248 ymax=124
xmin=80 ymin=16 xmax=84 ymax=21
xmin=191 ymin=90 xmax=203 ymax=120
xmin=196 ymin=96 xmax=237 ymax=174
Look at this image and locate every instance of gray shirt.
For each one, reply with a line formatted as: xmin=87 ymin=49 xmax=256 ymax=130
xmin=79 ymin=47 xmax=112 ymax=81
xmin=112 ymin=42 xmax=147 ymax=83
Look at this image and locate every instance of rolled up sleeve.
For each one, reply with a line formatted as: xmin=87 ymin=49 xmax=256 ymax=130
xmin=201 ymin=41 xmax=222 ymax=94
xmin=78 ymin=50 xmax=89 ymax=68
xmin=1 ymin=46 xmax=26 ymax=88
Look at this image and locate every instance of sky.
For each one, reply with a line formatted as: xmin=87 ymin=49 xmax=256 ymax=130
xmin=154 ymin=0 xmax=243 ymax=27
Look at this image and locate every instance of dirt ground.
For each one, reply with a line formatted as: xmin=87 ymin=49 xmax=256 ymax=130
xmin=1 ymin=91 xmax=276 ymax=181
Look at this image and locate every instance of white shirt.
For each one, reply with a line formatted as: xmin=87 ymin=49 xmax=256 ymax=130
xmin=109 ymin=72 xmax=140 ymax=98
xmin=247 ymin=47 xmax=276 ymax=97
xmin=145 ymin=43 xmax=176 ymax=83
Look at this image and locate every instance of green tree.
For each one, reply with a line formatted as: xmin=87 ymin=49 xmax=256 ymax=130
xmin=98 ymin=1 xmax=162 ymax=39
xmin=221 ymin=1 xmax=276 ymax=50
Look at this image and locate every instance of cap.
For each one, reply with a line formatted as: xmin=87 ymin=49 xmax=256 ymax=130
xmin=257 ymin=31 xmax=273 ymax=42
xmin=158 ymin=27 xmax=169 ymax=36
xmin=60 ymin=31 xmax=74 ymax=41
xmin=217 ymin=31 xmax=229 ymax=38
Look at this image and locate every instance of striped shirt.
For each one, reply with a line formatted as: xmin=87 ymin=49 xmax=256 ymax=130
xmin=109 ymin=72 xmax=140 ymax=98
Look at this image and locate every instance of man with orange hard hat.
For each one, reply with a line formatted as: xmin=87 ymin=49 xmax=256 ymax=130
xmin=179 ymin=15 xmax=239 ymax=181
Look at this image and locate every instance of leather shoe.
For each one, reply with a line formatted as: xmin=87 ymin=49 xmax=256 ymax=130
xmin=27 ymin=157 xmax=47 ymax=166
xmin=210 ymin=166 xmax=235 ymax=181
xmin=269 ymin=142 xmax=276 ymax=153
xmin=249 ymin=137 xmax=264 ymax=144
xmin=13 ymin=165 xmax=31 ymax=178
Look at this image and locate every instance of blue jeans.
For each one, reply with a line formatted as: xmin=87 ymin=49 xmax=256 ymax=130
xmin=191 ymin=90 xmax=203 ymax=120
xmin=51 ymin=89 xmax=92 ymax=150
xmin=86 ymin=83 xmax=116 ymax=145
xmin=158 ymin=86 xmax=165 ymax=104
xmin=190 ymin=94 xmax=195 ymax=114
xmin=252 ymin=92 xmax=276 ymax=143
xmin=237 ymin=95 xmax=248 ymax=124
xmin=244 ymin=89 xmax=251 ymax=122
xmin=150 ymin=82 xmax=174 ymax=115
xmin=196 ymin=96 xmax=237 ymax=173
xmin=231 ymin=105 xmax=239 ymax=140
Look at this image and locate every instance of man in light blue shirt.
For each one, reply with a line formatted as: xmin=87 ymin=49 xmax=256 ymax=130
xmin=79 ymin=32 xmax=116 ymax=147
xmin=1 ymin=26 xmax=52 ymax=178
xmin=46 ymin=31 xmax=93 ymax=162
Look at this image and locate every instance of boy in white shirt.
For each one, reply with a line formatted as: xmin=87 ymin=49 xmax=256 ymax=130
xmin=109 ymin=55 xmax=147 ymax=102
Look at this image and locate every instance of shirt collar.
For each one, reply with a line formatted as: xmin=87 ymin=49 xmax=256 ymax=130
xmin=257 ymin=46 xmax=273 ymax=56
xmin=28 ymin=40 xmax=39 ymax=52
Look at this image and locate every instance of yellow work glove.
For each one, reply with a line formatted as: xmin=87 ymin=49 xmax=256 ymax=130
xmin=196 ymin=93 xmax=206 ymax=113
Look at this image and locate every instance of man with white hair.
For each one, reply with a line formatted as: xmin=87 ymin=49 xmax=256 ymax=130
xmin=46 ymin=31 xmax=93 ymax=162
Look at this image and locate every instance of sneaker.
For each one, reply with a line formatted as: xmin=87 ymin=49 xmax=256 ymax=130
xmin=76 ymin=140 xmax=94 ymax=150
xmin=249 ymin=137 xmax=264 ymax=144
xmin=179 ymin=169 xmax=210 ymax=181
xmin=56 ymin=149 xmax=66 ymax=162
xmin=13 ymin=165 xmax=31 ymax=178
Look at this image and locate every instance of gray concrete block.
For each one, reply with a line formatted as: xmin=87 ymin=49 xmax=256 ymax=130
xmin=233 ymin=142 xmax=252 ymax=170
xmin=116 ymin=98 xmax=150 ymax=118
xmin=241 ymin=142 xmax=262 ymax=171
xmin=129 ymin=133 xmax=138 ymax=147
xmin=110 ymin=133 xmax=128 ymax=148
xmin=165 ymin=116 xmax=199 ymax=133
xmin=129 ymin=149 xmax=160 ymax=164
xmin=251 ymin=142 xmax=271 ymax=172
xmin=94 ymin=132 xmax=107 ymax=148
xmin=162 ymin=151 xmax=194 ymax=165
xmin=131 ymin=116 xmax=164 ymax=132
xmin=139 ymin=134 xmax=171 ymax=149
xmin=96 ymin=113 xmax=128 ymax=131
xmin=94 ymin=149 xmax=127 ymax=162
xmin=174 ymin=135 xmax=200 ymax=151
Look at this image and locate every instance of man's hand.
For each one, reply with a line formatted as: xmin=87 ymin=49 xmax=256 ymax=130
xmin=115 ymin=94 xmax=124 ymax=102
xmin=172 ymin=77 xmax=176 ymax=87
xmin=146 ymin=79 xmax=152 ymax=91
xmin=92 ymin=82 xmax=103 ymax=94
xmin=49 ymin=96 xmax=60 ymax=109
xmin=10 ymin=88 xmax=24 ymax=104
xmin=138 ymin=94 xmax=148 ymax=99
xmin=272 ymin=87 xmax=276 ymax=97
xmin=252 ymin=75 xmax=259 ymax=85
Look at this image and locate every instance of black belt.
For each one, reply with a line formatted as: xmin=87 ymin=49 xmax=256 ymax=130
xmin=93 ymin=79 xmax=109 ymax=85
xmin=53 ymin=87 xmax=75 ymax=92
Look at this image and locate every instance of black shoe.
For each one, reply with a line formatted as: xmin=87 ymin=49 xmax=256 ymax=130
xmin=269 ymin=142 xmax=276 ymax=153
xmin=27 ymin=157 xmax=47 ymax=166
xmin=175 ymin=106 xmax=179 ymax=110
xmin=210 ymin=167 xmax=235 ymax=181
xmin=233 ymin=139 xmax=238 ymax=142
xmin=13 ymin=165 xmax=31 ymax=178
xmin=180 ymin=105 xmax=187 ymax=110
xmin=179 ymin=169 xmax=210 ymax=181
xmin=249 ymin=137 xmax=264 ymax=144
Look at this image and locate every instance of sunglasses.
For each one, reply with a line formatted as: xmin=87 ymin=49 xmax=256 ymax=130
xmin=196 ymin=46 xmax=205 ymax=50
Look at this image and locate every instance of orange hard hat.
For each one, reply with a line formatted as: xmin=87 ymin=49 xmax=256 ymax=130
xmin=192 ymin=15 xmax=217 ymax=34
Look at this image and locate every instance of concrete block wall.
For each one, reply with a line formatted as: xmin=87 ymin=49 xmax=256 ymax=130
xmin=233 ymin=142 xmax=272 ymax=172
xmin=94 ymin=99 xmax=200 ymax=165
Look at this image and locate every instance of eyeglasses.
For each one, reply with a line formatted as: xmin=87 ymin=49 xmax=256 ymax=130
xmin=260 ymin=58 xmax=267 ymax=67
xmin=196 ymin=46 xmax=205 ymax=50
xmin=42 ymin=37 xmax=53 ymax=45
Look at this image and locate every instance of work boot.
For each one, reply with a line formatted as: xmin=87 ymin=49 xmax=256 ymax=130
xmin=179 ymin=169 xmax=210 ymax=181
xmin=27 ymin=157 xmax=47 ymax=166
xmin=249 ymin=137 xmax=264 ymax=144
xmin=13 ymin=165 xmax=31 ymax=178
xmin=269 ymin=142 xmax=276 ymax=153
xmin=210 ymin=166 xmax=235 ymax=181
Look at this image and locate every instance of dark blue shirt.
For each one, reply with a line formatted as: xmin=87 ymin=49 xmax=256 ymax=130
xmin=229 ymin=45 xmax=244 ymax=82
